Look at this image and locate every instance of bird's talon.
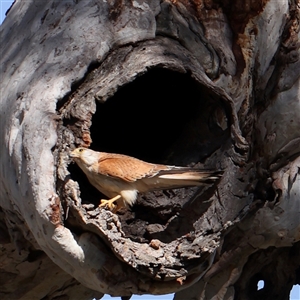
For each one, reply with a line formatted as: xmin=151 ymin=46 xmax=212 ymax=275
xmin=98 ymin=195 xmax=121 ymax=211
xmin=99 ymin=200 xmax=115 ymax=211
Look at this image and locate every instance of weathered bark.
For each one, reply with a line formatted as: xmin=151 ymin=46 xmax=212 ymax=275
xmin=0 ymin=0 xmax=299 ymax=299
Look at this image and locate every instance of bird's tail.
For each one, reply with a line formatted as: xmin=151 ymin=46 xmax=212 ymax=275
xmin=142 ymin=168 xmax=222 ymax=191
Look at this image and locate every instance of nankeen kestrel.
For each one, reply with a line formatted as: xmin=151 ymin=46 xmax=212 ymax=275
xmin=70 ymin=148 xmax=222 ymax=212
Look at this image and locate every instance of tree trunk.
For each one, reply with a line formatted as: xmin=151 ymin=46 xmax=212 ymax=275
xmin=0 ymin=0 xmax=299 ymax=299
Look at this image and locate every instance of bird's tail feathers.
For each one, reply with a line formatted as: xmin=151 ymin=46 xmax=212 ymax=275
xmin=143 ymin=169 xmax=222 ymax=191
xmin=158 ymin=171 xmax=221 ymax=182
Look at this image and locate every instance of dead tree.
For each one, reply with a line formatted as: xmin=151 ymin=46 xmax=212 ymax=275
xmin=0 ymin=0 xmax=299 ymax=299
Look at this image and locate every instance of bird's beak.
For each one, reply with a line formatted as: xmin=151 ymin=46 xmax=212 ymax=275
xmin=70 ymin=149 xmax=79 ymax=158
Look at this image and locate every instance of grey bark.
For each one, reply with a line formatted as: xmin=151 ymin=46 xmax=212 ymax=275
xmin=0 ymin=0 xmax=299 ymax=299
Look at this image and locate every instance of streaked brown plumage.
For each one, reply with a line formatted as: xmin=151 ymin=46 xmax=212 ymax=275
xmin=70 ymin=148 xmax=222 ymax=212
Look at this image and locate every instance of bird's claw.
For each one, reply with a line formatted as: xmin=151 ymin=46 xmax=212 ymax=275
xmin=99 ymin=199 xmax=116 ymax=211
xmin=99 ymin=195 xmax=121 ymax=212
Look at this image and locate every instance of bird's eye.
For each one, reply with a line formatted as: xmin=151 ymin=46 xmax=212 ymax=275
xmin=79 ymin=148 xmax=83 ymax=152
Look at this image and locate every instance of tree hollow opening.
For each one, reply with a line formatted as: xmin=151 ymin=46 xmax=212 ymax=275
xmin=66 ymin=67 xmax=229 ymax=242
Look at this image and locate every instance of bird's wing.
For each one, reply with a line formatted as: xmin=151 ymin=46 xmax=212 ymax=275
xmin=94 ymin=153 xmax=169 ymax=182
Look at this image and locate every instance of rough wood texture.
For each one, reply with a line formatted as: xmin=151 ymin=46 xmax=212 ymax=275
xmin=0 ymin=0 xmax=299 ymax=299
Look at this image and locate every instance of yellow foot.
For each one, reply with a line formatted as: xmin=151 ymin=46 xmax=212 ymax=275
xmin=99 ymin=195 xmax=121 ymax=212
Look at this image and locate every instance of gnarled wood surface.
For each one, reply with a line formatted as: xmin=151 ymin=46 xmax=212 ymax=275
xmin=0 ymin=0 xmax=299 ymax=299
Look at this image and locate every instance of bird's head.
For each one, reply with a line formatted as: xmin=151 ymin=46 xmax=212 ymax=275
xmin=70 ymin=148 xmax=99 ymax=166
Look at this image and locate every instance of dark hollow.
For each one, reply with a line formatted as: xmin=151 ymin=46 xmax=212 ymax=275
xmin=90 ymin=68 xmax=228 ymax=165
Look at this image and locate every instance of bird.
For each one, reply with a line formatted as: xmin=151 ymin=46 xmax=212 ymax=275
xmin=70 ymin=147 xmax=222 ymax=212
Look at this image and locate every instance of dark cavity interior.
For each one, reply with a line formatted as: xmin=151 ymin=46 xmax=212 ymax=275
xmin=89 ymin=68 xmax=229 ymax=165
